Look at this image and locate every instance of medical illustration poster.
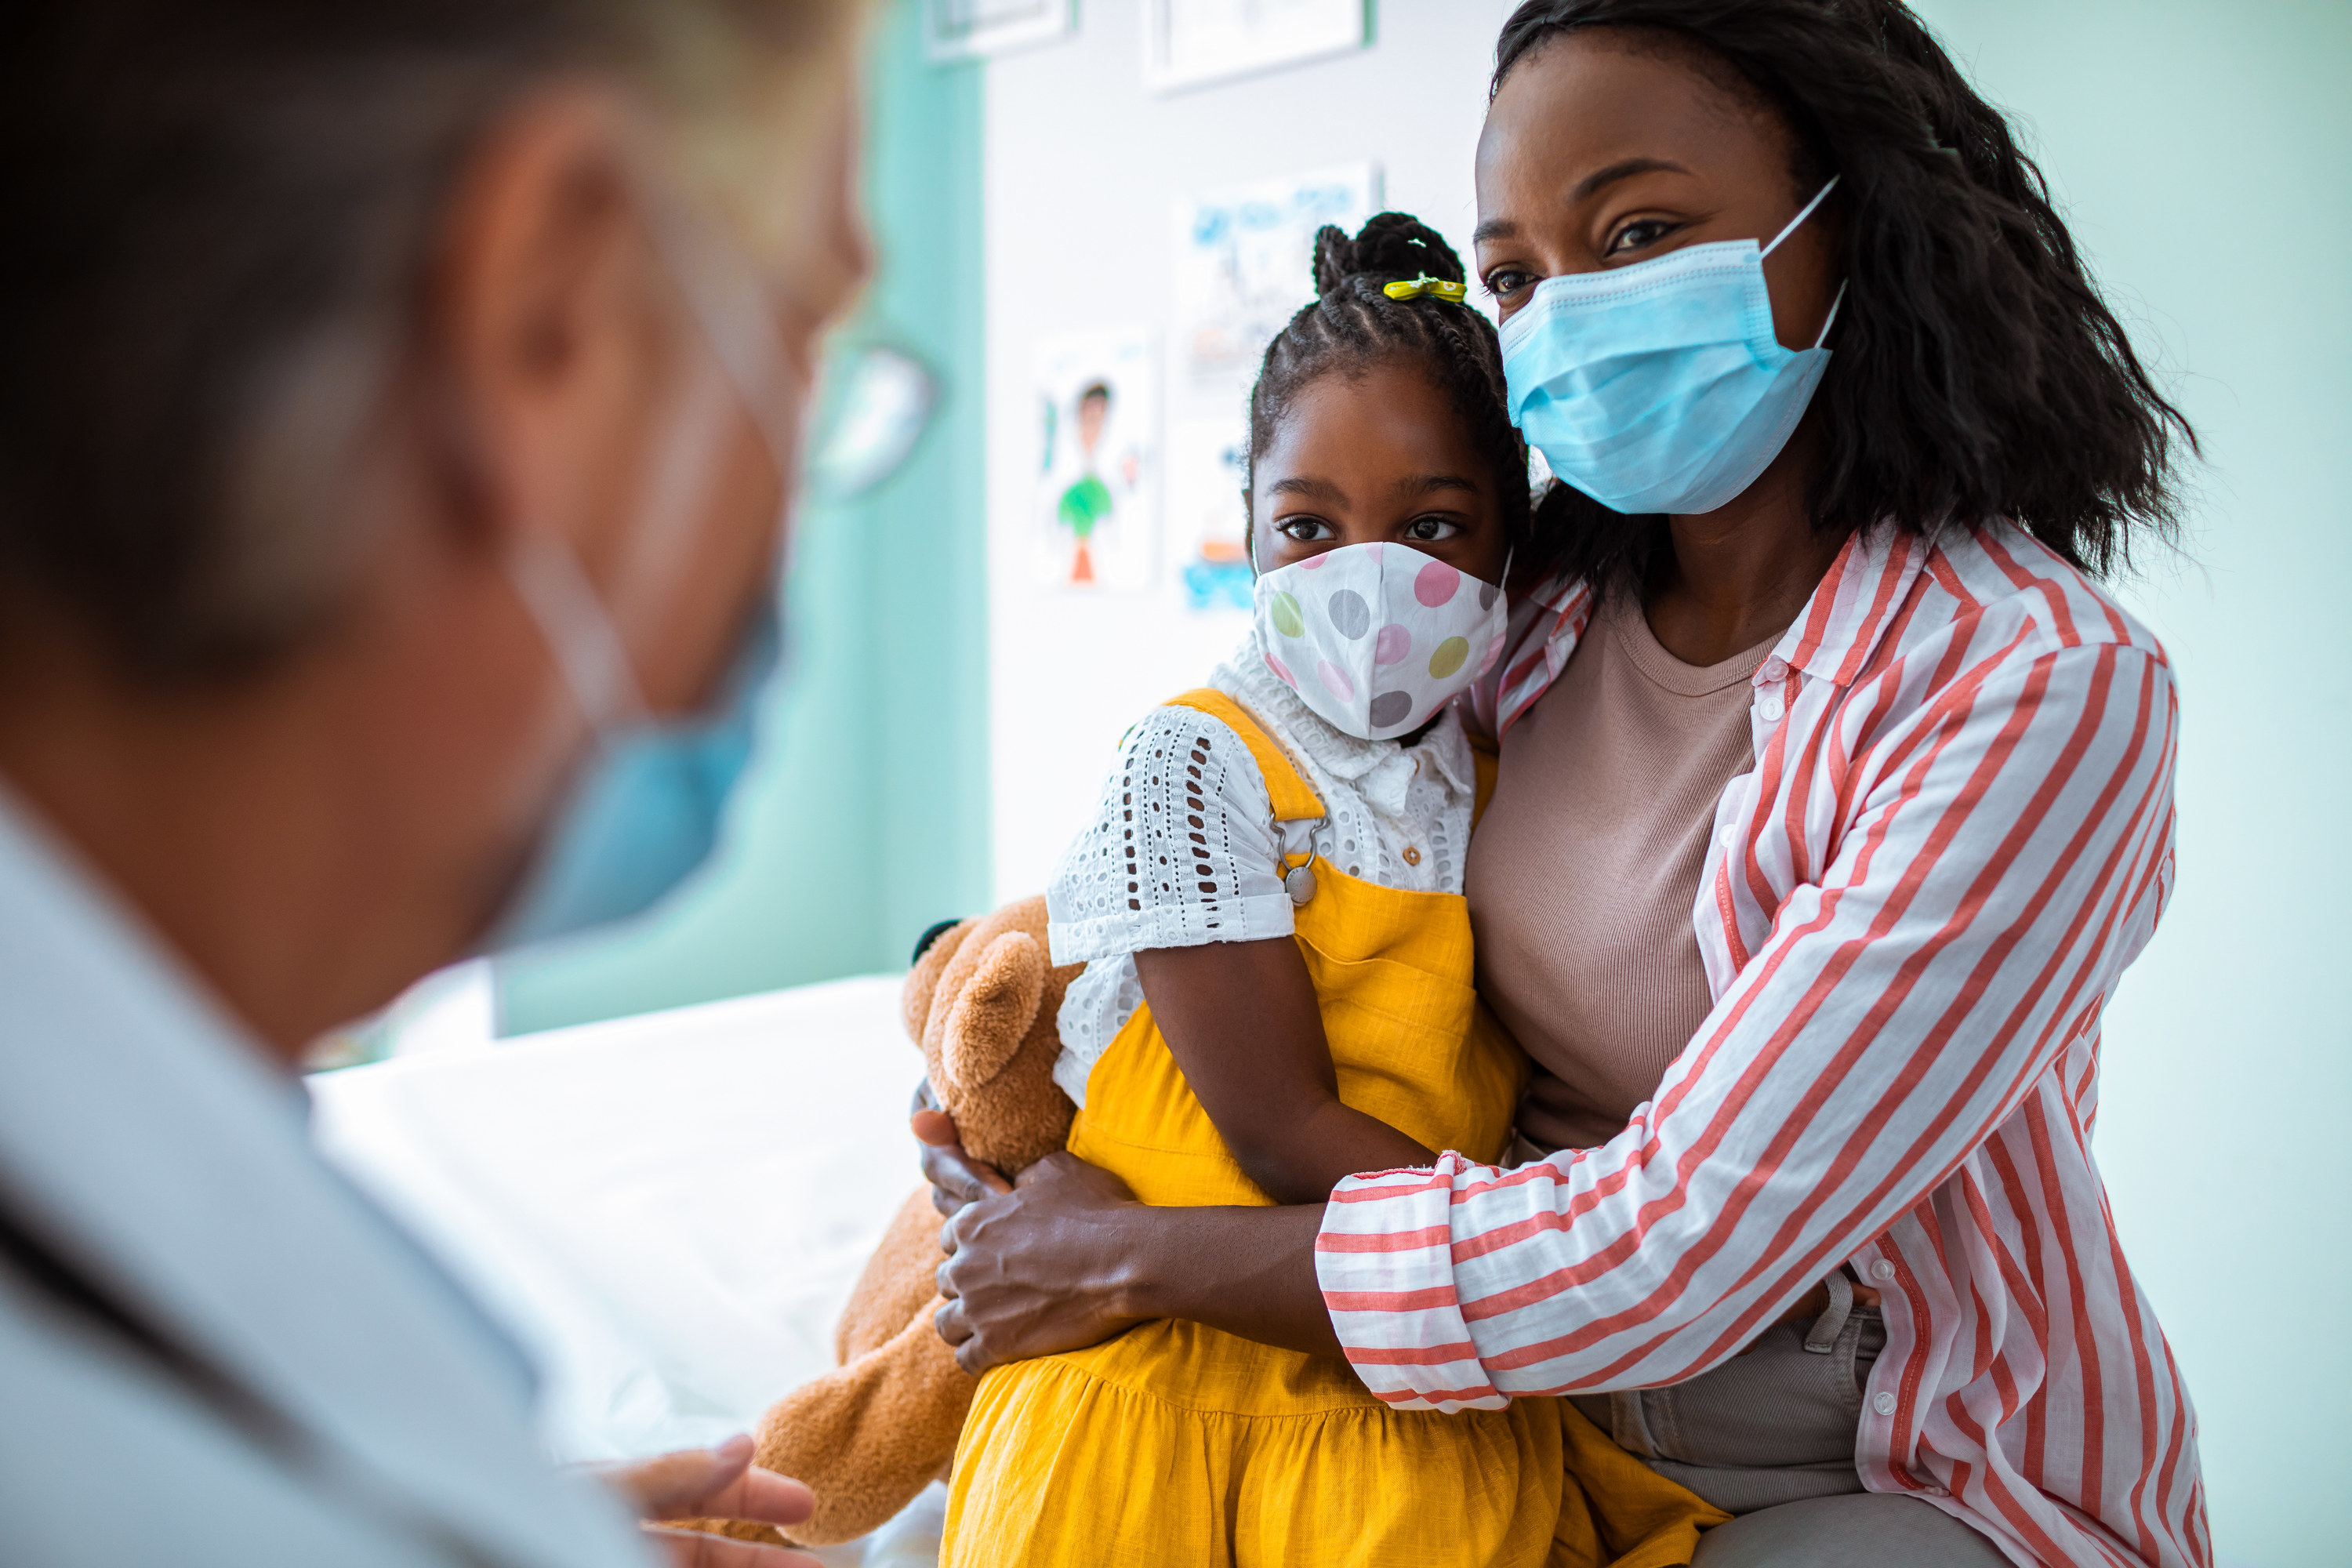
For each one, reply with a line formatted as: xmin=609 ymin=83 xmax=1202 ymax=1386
xmin=1031 ymin=327 xmax=1157 ymax=593
xmin=1145 ymin=0 xmax=1368 ymax=93
xmin=1173 ymin=162 xmax=1377 ymax=381
xmin=1167 ymin=163 xmax=1377 ymax=612
xmin=1166 ymin=418 xmax=1253 ymax=613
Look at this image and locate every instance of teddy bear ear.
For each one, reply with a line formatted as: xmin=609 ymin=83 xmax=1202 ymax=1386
xmin=936 ymin=931 xmax=1047 ymax=1095
xmin=902 ymin=918 xmax=977 ymax=1047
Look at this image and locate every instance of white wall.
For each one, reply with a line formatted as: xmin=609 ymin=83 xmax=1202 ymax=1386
xmin=983 ymin=0 xmax=1523 ymax=897
xmin=982 ymin=6 xmax=2350 ymax=1566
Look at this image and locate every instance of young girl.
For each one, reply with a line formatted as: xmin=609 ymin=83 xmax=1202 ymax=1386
xmin=942 ymin=216 xmax=1721 ymax=1568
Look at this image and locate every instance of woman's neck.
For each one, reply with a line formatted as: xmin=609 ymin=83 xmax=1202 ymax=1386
xmin=1640 ymin=416 xmax=1847 ymax=666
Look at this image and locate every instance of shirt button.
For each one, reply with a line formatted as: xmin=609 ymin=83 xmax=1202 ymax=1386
xmin=1757 ymin=693 xmax=1785 ymax=723
xmin=1873 ymin=1392 xmax=1897 ymax=1416
xmin=1403 ymin=846 xmax=1421 ymax=866
xmin=1926 ymin=1486 xmax=1951 ymax=1498
xmin=1760 ymin=656 xmax=1789 ymax=681
xmin=1871 ymin=1260 xmax=1897 ymax=1283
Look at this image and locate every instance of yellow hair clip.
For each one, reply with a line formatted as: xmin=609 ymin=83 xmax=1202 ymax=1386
xmin=1383 ymin=274 xmax=1469 ymax=304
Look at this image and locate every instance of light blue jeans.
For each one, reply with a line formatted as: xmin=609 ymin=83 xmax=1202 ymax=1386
xmin=1570 ymin=1273 xmax=2009 ymax=1566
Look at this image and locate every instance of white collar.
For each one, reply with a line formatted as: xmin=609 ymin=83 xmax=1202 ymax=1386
xmin=1212 ymin=629 xmax=1477 ymax=811
xmin=0 ymin=783 xmax=641 ymax=1566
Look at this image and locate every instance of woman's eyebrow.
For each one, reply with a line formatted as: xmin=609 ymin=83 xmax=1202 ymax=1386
xmin=1571 ymin=156 xmax=1693 ymax=202
xmin=1473 ymin=157 xmax=1694 ymax=245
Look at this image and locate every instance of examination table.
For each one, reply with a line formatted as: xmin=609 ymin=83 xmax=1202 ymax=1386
xmin=308 ymin=975 xmax=945 ymax=1566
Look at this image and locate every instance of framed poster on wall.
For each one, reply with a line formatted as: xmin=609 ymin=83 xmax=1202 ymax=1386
xmin=1167 ymin=163 xmax=1379 ymax=612
xmin=1145 ymin=0 xmax=1370 ymax=93
xmin=925 ymin=0 xmax=1075 ymax=62
xmin=1030 ymin=328 xmax=1159 ymax=594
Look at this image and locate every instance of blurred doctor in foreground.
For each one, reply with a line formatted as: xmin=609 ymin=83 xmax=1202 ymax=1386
xmin=0 ymin=2 xmax=875 ymax=1563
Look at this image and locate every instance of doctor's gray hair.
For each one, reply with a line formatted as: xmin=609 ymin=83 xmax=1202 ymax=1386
xmin=0 ymin=1 xmax=862 ymax=685
xmin=1492 ymin=0 xmax=2194 ymax=590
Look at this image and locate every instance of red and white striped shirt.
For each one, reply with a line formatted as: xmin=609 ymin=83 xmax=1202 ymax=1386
xmin=1316 ymin=521 xmax=2206 ymax=1568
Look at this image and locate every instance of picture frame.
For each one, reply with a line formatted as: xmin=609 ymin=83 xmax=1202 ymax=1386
xmin=1143 ymin=0 xmax=1370 ymax=94
xmin=924 ymin=0 xmax=1076 ymax=62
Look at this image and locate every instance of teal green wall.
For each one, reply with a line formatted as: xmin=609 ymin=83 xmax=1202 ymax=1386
xmin=494 ymin=0 xmax=990 ymax=1033
xmin=1911 ymin=5 xmax=2350 ymax=1566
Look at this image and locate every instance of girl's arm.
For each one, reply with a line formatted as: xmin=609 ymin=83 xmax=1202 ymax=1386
xmin=1133 ymin=935 xmax=1432 ymax=1204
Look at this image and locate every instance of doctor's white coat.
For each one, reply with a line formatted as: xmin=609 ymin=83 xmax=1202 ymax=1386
xmin=0 ymin=793 xmax=657 ymax=1568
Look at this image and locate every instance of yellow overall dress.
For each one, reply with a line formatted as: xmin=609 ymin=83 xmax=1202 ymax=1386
xmin=942 ymin=691 xmax=1724 ymax=1568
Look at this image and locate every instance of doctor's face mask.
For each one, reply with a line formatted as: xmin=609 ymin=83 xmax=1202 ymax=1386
xmin=1252 ymin=540 xmax=1509 ymax=742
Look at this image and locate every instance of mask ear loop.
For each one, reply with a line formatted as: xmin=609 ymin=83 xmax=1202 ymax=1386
xmin=507 ymin=534 xmax=651 ymax=734
xmin=1760 ymin=175 xmax=1841 ymax=258
xmin=1810 ymin=281 xmax=1849 ymax=350
xmin=1759 ymin=176 xmax=1848 ymax=352
xmin=642 ymin=183 xmax=801 ymax=495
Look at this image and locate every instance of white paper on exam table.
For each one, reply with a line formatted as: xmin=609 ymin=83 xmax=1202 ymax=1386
xmin=307 ymin=975 xmax=924 ymax=1468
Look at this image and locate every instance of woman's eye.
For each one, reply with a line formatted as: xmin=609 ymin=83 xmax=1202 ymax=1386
xmin=1404 ymin=517 xmax=1462 ymax=542
xmin=1606 ymin=219 xmax=1676 ymax=257
xmin=1482 ymin=268 xmax=1535 ymax=301
xmin=1276 ymin=517 xmax=1332 ymax=542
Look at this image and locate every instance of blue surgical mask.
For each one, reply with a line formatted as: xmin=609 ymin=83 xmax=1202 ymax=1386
xmin=487 ymin=544 xmax=782 ymax=949
xmin=485 ymin=208 xmax=800 ymax=952
xmin=1501 ymin=177 xmax=1844 ymax=517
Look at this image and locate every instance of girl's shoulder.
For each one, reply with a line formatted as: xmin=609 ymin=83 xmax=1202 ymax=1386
xmin=1109 ymin=698 xmax=1278 ymax=813
xmin=1047 ymin=689 xmax=1300 ymax=966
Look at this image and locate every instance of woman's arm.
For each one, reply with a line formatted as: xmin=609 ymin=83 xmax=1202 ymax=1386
xmin=918 ymin=1120 xmax=1338 ymax=1374
xmin=1134 ymin=937 xmax=1431 ymax=1203
xmin=1321 ymin=642 xmax=2181 ymax=1408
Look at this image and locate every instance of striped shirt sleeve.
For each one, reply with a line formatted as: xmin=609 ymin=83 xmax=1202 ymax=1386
xmin=1318 ymin=638 xmax=2179 ymax=1410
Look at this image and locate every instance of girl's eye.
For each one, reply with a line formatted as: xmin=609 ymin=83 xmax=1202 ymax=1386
xmin=1605 ymin=218 xmax=1676 ymax=257
xmin=1404 ymin=517 xmax=1462 ymax=542
xmin=1276 ymin=517 xmax=1334 ymax=542
xmin=1482 ymin=268 xmax=1536 ymax=301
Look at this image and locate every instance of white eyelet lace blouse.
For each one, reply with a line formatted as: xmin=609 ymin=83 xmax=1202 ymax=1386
xmin=1043 ymin=629 xmax=1479 ymax=1106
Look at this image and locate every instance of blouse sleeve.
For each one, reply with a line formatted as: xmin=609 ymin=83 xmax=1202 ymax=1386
xmin=1316 ymin=641 xmax=2179 ymax=1410
xmin=1045 ymin=705 xmax=1296 ymax=965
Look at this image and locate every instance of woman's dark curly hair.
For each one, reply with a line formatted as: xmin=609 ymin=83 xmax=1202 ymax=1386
xmin=1493 ymin=0 xmax=2194 ymax=588
xmin=1246 ymin=212 xmax=1531 ymax=564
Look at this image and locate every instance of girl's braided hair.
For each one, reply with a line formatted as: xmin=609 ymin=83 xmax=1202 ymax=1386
xmin=1245 ymin=212 xmax=1531 ymax=561
xmin=1493 ymin=0 xmax=2194 ymax=591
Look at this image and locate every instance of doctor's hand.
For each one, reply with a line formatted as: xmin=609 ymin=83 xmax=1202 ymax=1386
xmin=592 ymin=1435 xmax=824 ymax=1566
xmin=932 ymin=1150 xmax=1148 ymax=1377
xmin=912 ymin=1080 xmax=1011 ymax=1218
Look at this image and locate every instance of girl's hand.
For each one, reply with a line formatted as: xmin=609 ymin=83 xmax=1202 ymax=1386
xmin=932 ymin=1152 xmax=1148 ymax=1376
xmin=911 ymin=1080 xmax=1011 ymax=1218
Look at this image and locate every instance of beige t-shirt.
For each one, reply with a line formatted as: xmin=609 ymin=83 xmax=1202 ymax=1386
xmin=1466 ymin=588 xmax=1781 ymax=1153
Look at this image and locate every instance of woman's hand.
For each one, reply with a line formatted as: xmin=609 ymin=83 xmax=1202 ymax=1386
xmin=911 ymin=1080 xmax=1011 ymax=1218
xmin=932 ymin=1150 xmax=1151 ymax=1376
xmin=589 ymin=1435 xmax=822 ymax=1565
xmin=911 ymin=1081 xmax=1348 ymax=1373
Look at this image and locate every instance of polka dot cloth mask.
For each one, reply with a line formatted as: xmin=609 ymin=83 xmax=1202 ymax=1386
xmin=1251 ymin=541 xmax=1508 ymax=741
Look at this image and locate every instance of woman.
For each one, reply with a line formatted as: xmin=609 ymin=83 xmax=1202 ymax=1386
xmin=924 ymin=3 xmax=2201 ymax=1565
xmin=0 ymin=2 xmax=871 ymax=1563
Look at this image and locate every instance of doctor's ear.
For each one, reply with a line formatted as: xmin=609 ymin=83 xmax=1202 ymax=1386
xmin=423 ymin=86 xmax=685 ymax=559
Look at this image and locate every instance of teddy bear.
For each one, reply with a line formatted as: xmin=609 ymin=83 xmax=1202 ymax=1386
xmin=682 ymin=895 xmax=1082 ymax=1549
